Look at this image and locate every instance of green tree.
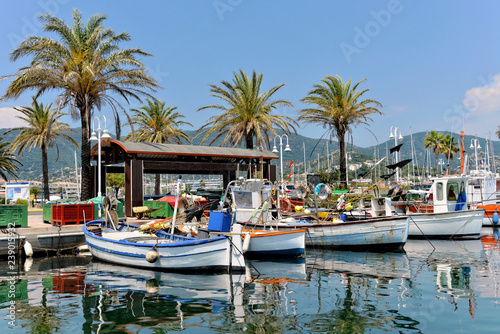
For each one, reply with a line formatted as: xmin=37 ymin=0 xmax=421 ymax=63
xmin=5 ymin=98 xmax=77 ymax=201
xmin=0 ymin=136 xmax=22 ymax=181
xmin=196 ymin=69 xmax=298 ymax=149
xmin=30 ymin=186 xmax=41 ymax=204
xmin=442 ymin=134 xmax=459 ymax=174
xmin=124 ymin=98 xmax=192 ymax=194
xmin=299 ymin=75 xmax=382 ymax=189
xmin=1 ymin=9 xmax=159 ymax=200
xmin=106 ymin=173 xmax=125 ymax=197
xmin=424 ymin=130 xmax=444 ymax=175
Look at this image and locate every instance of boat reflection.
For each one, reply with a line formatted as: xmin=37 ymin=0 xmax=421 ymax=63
xmin=83 ymin=260 xmax=246 ymax=331
xmin=307 ymin=248 xmax=411 ymax=280
xmin=405 ymin=238 xmax=491 ymax=308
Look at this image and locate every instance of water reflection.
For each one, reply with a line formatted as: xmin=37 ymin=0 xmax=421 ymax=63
xmin=1 ymin=235 xmax=500 ymax=333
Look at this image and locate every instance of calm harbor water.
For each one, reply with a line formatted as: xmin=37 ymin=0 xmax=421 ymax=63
xmin=2 ymin=228 xmax=500 ymax=333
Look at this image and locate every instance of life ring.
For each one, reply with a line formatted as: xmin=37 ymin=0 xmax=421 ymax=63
xmin=295 ymin=184 xmax=310 ymax=199
xmin=315 ymin=183 xmax=331 ymax=201
xmin=281 ymin=198 xmax=293 ymax=212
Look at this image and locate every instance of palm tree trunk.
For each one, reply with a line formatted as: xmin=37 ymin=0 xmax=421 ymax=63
xmin=245 ymin=135 xmax=254 ymax=150
xmin=155 ymin=174 xmax=161 ymax=195
xmin=41 ymin=143 xmax=50 ymax=202
xmin=338 ymin=133 xmax=347 ymax=189
xmin=80 ymin=106 xmax=92 ymax=200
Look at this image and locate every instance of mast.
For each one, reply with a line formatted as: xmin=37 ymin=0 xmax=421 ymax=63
xmin=460 ymin=131 xmax=465 ymax=174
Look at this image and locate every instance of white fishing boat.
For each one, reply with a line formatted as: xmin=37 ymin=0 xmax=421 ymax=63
xmin=83 ymin=220 xmax=245 ymax=272
xmin=227 ymin=178 xmax=408 ymax=251
xmin=243 ymin=216 xmax=409 ymax=251
xmin=223 ymin=178 xmax=306 ymax=257
xmin=375 ymin=175 xmax=484 ymax=238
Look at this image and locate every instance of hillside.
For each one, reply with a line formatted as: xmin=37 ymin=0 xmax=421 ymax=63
xmin=1 ymin=127 xmax=499 ymax=182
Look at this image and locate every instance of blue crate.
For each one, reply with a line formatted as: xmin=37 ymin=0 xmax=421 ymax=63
xmin=207 ymin=211 xmax=232 ymax=232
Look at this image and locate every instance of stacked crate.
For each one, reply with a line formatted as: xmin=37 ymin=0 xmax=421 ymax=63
xmin=52 ymin=203 xmax=94 ymax=225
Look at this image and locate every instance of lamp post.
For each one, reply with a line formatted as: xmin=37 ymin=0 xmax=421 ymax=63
xmin=272 ymin=134 xmax=291 ymax=195
xmin=89 ymin=116 xmax=111 ymax=199
xmin=470 ymin=138 xmax=481 ymax=171
xmin=389 ymin=127 xmax=404 ymax=182
xmin=438 ymin=158 xmax=445 ymax=175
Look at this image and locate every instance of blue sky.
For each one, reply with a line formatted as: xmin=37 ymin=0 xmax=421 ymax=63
xmin=1 ymin=0 xmax=500 ymax=147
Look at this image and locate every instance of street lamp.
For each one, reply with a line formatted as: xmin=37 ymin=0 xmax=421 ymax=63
xmin=89 ymin=115 xmax=111 ymax=199
xmin=389 ymin=127 xmax=404 ymax=182
xmin=438 ymin=158 xmax=445 ymax=175
xmin=470 ymin=138 xmax=481 ymax=171
xmin=272 ymin=134 xmax=291 ymax=194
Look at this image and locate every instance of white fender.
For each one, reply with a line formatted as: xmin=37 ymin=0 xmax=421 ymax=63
xmin=242 ymin=233 xmax=251 ymax=253
xmin=24 ymin=241 xmax=33 ymax=258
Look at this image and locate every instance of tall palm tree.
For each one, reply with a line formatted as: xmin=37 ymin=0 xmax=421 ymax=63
xmin=424 ymin=130 xmax=444 ymax=175
xmin=124 ymin=98 xmax=192 ymax=194
xmin=196 ymin=69 xmax=298 ymax=149
xmin=1 ymin=9 xmax=159 ymax=200
xmin=0 ymin=136 xmax=22 ymax=181
xmin=299 ymin=75 xmax=382 ymax=189
xmin=442 ymin=134 xmax=459 ymax=174
xmin=5 ymin=98 xmax=78 ymax=201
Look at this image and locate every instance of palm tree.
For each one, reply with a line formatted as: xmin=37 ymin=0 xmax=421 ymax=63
xmin=5 ymin=98 xmax=78 ymax=201
xmin=442 ymin=134 xmax=459 ymax=174
xmin=196 ymin=69 xmax=298 ymax=149
xmin=424 ymin=130 xmax=444 ymax=175
xmin=124 ymin=98 xmax=192 ymax=194
xmin=299 ymin=75 xmax=382 ymax=189
xmin=1 ymin=9 xmax=159 ymax=200
xmin=0 ymin=136 xmax=22 ymax=181
xmin=496 ymin=126 xmax=500 ymax=140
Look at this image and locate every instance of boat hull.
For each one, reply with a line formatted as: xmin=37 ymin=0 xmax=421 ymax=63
xmin=83 ymin=221 xmax=245 ymax=272
xmin=407 ymin=209 xmax=484 ymax=238
xmin=244 ymin=216 xmax=409 ymax=252
xmin=242 ymin=229 xmax=306 ymax=258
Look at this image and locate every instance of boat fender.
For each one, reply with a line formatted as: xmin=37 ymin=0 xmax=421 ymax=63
xmin=242 ymin=233 xmax=251 ymax=253
xmin=24 ymin=241 xmax=33 ymax=258
xmin=493 ymin=211 xmax=499 ymax=225
xmin=146 ymin=247 xmax=160 ymax=263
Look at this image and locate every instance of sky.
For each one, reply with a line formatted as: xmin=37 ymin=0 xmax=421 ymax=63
xmin=1 ymin=0 xmax=500 ymax=148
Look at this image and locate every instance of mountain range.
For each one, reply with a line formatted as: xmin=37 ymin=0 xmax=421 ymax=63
xmin=1 ymin=127 xmax=499 ymax=182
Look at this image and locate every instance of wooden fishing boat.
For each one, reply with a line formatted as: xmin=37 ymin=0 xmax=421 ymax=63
xmin=240 ymin=228 xmax=306 ymax=258
xmin=243 ymin=216 xmax=409 ymax=251
xmin=83 ymin=220 xmax=245 ymax=272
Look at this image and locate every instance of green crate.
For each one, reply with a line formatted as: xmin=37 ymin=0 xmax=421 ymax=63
xmin=143 ymin=200 xmax=174 ymax=218
xmin=0 ymin=205 xmax=28 ymax=227
xmin=89 ymin=197 xmax=124 ymax=220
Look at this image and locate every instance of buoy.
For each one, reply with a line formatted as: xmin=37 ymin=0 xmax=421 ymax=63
xmin=24 ymin=241 xmax=33 ymax=258
xmin=146 ymin=248 xmax=160 ymax=263
xmin=493 ymin=210 xmax=499 ymax=225
xmin=345 ymin=203 xmax=353 ymax=211
xmin=294 ymin=206 xmax=302 ymax=212
xmin=242 ymin=233 xmax=251 ymax=253
xmin=304 ymin=209 xmax=311 ymax=214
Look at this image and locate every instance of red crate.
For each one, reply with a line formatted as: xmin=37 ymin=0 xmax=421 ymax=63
xmin=52 ymin=203 xmax=94 ymax=225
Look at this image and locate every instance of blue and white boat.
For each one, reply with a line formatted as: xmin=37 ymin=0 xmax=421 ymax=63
xmin=83 ymin=220 xmax=245 ymax=272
